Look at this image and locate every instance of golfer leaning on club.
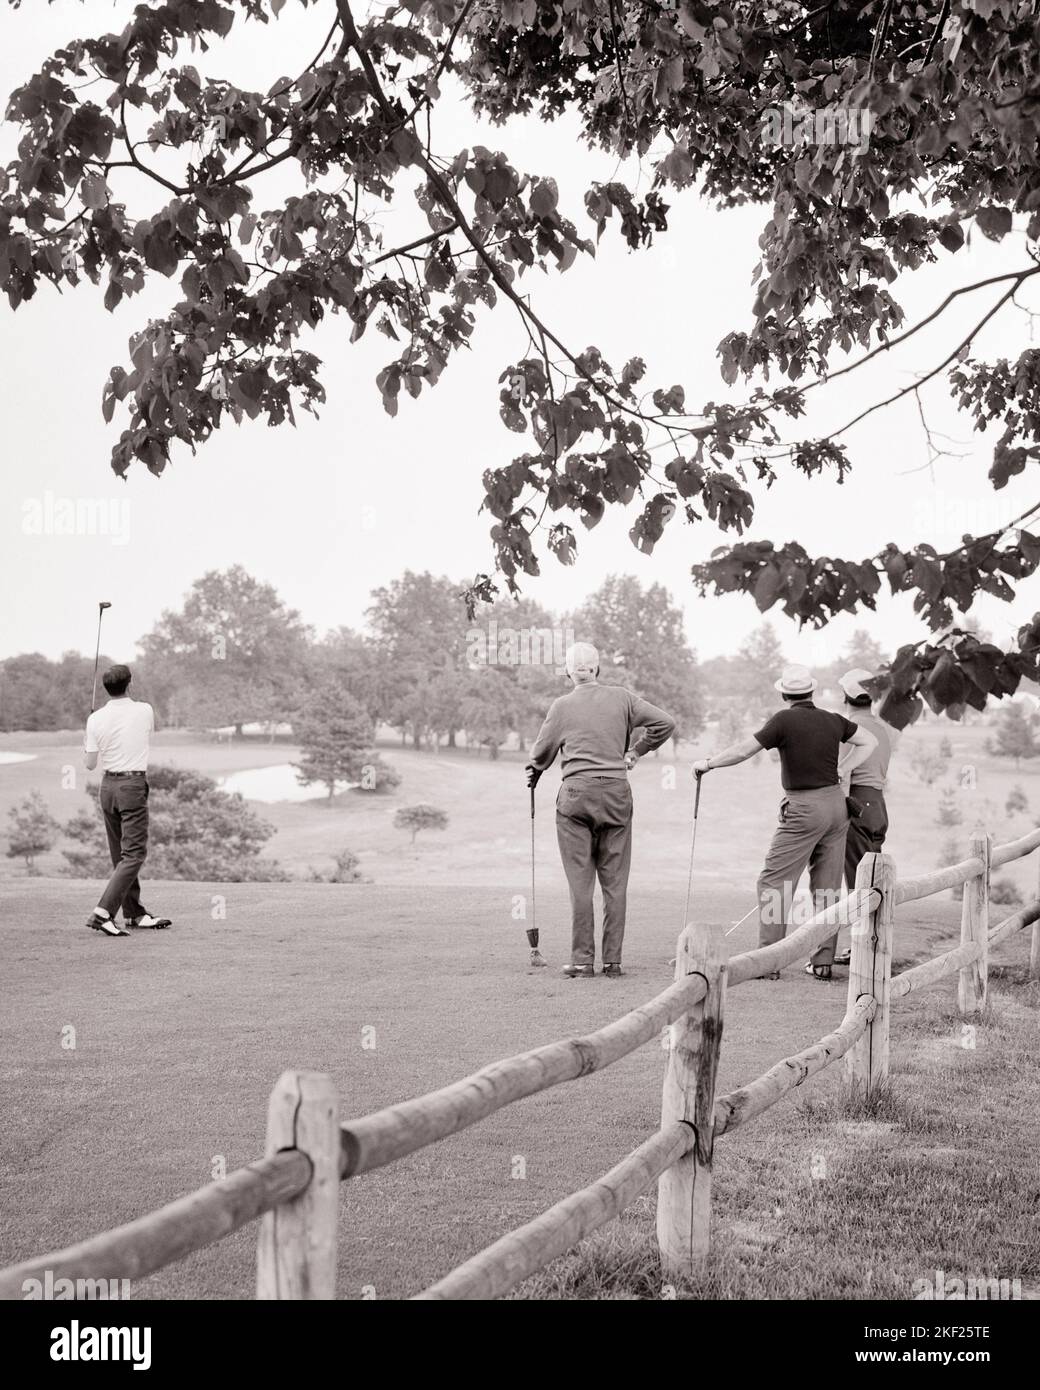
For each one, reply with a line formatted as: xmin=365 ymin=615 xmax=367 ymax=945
xmin=83 ymin=664 xmax=171 ymax=937
xmin=525 ymin=642 xmax=676 ymax=979
xmin=692 ymin=665 xmax=876 ymax=981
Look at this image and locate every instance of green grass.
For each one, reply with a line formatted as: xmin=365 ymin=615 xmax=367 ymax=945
xmin=513 ymin=977 xmax=1040 ymax=1300
xmin=2 ymin=718 xmax=1038 ymax=1299
xmin=1 ymin=877 xmax=1036 ymax=1300
xmin=4 ymin=718 xmax=1039 ymax=897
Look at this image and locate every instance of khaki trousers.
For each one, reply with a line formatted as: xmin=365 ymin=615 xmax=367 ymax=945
xmin=555 ymin=774 xmax=633 ymax=966
xmin=756 ymin=785 xmax=849 ymax=967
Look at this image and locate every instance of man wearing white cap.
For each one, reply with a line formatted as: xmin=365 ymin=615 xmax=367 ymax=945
xmin=526 ymin=642 xmax=676 ymax=978
xmin=830 ymin=669 xmax=898 ymax=966
xmin=693 ymin=664 xmax=877 ymax=980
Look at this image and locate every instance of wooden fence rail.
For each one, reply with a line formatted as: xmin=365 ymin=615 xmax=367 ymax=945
xmin=714 ymin=995 xmax=876 ymax=1138
xmin=413 ymin=1123 xmax=696 ymax=1301
xmin=2 ymin=820 xmax=1039 ymax=1302
xmin=0 ymin=1150 xmax=310 ymax=1299
xmin=340 ymin=973 xmax=705 ymax=1177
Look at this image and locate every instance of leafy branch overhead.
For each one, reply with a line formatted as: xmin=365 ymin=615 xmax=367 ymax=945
xmin=4 ymin=1 xmax=1040 ymax=719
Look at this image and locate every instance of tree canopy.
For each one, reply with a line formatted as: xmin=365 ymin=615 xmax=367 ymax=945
xmin=138 ymin=563 xmax=311 ymax=730
xmin=5 ymin=1 xmax=1040 ymax=725
xmin=572 ymin=573 xmax=703 ymax=736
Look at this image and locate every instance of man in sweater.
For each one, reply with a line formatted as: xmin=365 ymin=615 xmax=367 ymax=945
xmin=83 ymin=664 xmax=171 ymax=936
xmin=831 ymin=667 xmax=899 ymax=966
xmin=525 ymin=642 xmax=676 ymax=979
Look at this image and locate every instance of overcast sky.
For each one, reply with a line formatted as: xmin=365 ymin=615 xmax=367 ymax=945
xmin=2 ymin=1 xmax=1038 ymax=669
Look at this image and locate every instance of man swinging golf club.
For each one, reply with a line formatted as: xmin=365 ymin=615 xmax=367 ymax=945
xmin=83 ymin=664 xmax=171 ymax=936
xmin=692 ymin=664 xmax=876 ymax=980
xmin=525 ymin=642 xmax=676 ymax=978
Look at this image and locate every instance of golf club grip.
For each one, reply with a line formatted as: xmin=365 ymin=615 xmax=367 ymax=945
xmin=693 ymin=770 xmax=703 ymax=818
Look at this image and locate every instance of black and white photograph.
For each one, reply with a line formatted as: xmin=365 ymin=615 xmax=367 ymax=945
xmin=0 ymin=0 xmax=1037 ymax=1358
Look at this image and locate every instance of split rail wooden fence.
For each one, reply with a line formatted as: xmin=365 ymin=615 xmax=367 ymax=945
xmin=2 ymin=823 xmax=1039 ymax=1301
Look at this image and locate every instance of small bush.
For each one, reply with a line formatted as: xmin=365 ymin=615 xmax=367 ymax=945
xmin=990 ymin=877 xmax=1024 ymax=907
xmin=937 ymin=837 xmax=965 ymax=902
xmin=1005 ymin=784 xmax=1029 ymax=818
xmin=934 ymin=787 xmax=962 ymax=828
xmin=393 ymin=803 xmax=448 ymax=845
xmin=6 ymin=790 xmax=60 ymax=874
xmin=62 ymin=764 xmax=289 ymax=881
xmin=352 ymin=754 xmax=401 ymax=794
xmin=911 ymin=744 xmax=951 ymax=785
xmin=329 ymin=849 xmax=364 ymax=883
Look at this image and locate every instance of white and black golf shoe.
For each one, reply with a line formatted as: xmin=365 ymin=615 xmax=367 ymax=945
xmin=87 ymin=911 xmax=129 ymax=937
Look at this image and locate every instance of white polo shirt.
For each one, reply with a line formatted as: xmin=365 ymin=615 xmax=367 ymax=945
xmin=84 ymin=697 xmax=155 ymax=773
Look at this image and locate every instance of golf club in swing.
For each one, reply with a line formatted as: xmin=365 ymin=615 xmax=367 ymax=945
xmin=526 ymin=784 xmax=546 ymax=967
xmin=90 ymin=602 xmax=112 ymax=714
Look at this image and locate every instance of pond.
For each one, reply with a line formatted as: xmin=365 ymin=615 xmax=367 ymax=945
xmin=217 ymin=763 xmax=356 ymax=803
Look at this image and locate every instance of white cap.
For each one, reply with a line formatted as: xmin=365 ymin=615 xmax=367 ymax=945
xmin=774 ymin=664 xmax=817 ymax=696
xmin=565 ymin=641 xmax=600 ymax=673
xmin=839 ymin=668 xmax=874 ymax=700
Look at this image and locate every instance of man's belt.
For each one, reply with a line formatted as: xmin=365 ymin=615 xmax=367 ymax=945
xmin=103 ymin=769 xmax=147 ymax=777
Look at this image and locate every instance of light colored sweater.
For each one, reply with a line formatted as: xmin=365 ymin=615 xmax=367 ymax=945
xmin=528 ymin=683 xmax=676 ymax=780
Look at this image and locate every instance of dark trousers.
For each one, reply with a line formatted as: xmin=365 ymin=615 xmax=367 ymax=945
xmin=555 ymin=774 xmax=633 ymax=966
xmin=756 ymin=785 xmax=849 ymax=967
xmin=98 ymin=772 xmax=150 ymax=920
xmin=844 ymin=787 xmax=889 ymax=888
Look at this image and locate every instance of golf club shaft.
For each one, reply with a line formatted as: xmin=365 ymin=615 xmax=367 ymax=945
xmin=527 ymin=785 xmax=538 ymax=948
xmin=90 ymin=603 xmax=110 ymax=714
xmin=90 ymin=619 xmax=103 ymax=714
xmin=682 ymin=772 xmax=703 ymax=929
xmin=726 ymin=903 xmax=759 ymax=937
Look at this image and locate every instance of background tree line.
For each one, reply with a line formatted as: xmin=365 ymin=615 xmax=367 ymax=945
xmin=0 ymin=566 xmax=706 ymax=752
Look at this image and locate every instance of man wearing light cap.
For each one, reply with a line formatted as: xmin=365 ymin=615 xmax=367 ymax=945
xmin=830 ymin=668 xmax=898 ymax=965
xmin=526 ymin=642 xmax=676 ymax=978
xmin=693 ymin=664 xmax=877 ymax=980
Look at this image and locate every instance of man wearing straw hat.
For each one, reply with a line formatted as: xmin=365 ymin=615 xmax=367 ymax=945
xmin=692 ymin=664 xmax=877 ymax=980
xmin=829 ymin=667 xmax=899 ymax=966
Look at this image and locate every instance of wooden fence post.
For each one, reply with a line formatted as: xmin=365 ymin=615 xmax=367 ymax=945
xmin=257 ymin=1071 xmax=340 ymax=1299
xmin=958 ymin=830 xmax=990 ymax=1016
xmin=656 ymin=923 xmax=726 ymax=1281
xmin=844 ymin=852 xmax=894 ymax=1103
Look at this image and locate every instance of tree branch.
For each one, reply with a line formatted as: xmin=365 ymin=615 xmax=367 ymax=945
xmin=827 ymin=277 xmax=1025 ymax=442
xmin=119 ymin=99 xmax=184 ymax=195
xmin=336 ymin=0 xmax=698 ymax=439
xmin=921 ymin=0 xmax=951 ymax=69
xmin=607 ymin=0 xmax=632 ymax=130
xmin=367 ymin=221 xmax=460 ymax=266
xmin=809 ymin=265 xmax=1040 ymax=394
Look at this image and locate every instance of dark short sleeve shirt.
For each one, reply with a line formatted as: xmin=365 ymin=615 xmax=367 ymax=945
xmin=754 ymin=703 xmax=858 ymax=791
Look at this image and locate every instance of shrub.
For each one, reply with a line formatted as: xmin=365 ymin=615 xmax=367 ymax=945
xmin=5 ymin=790 xmax=60 ymax=874
xmin=62 ymin=763 xmax=289 ymax=881
xmin=937 ymin=837 xmax=965 ymax=902
xmin=990 ymin=878 xmax=1024 ymax=907
xmin=351 ymin=753 xmax=401 ymax=794
xmin=911 ymin=743 xmax=951 ymax=785
xmin=393 ymin=803 xmax=448 ymax=845
xmin=934 ymin=787 xmax=962 ymax=828
xmin=329 ymin=849 xmax=363 ymax=883
xmin=1005 ymin=784 xmax=1029 ymax=818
